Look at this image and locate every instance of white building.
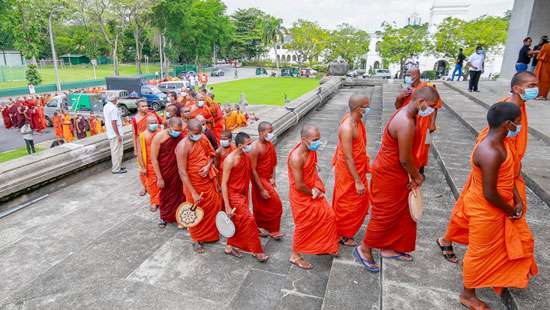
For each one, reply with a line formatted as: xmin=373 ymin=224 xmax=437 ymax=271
xmin=0 ymin=50 xmax=25 ymax=67
xmin=263 ymin=34 xmax=322 ymax=65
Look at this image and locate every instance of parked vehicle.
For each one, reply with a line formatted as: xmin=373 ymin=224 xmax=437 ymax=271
xmin=280 ymin=67 xmax=299 ymax=77
xmin=347 ymin=69 xmax=366 ymax=78
xmin=44 ymin=94 xmax=105 ymax=126
xmin=210 ymin=68 xmax=225 ymax=77
xmin=300 ymin=68 xmax=318 ymax=77
xmin=373 ymin=69 xmax=392 ymax=79
xmin=256 ymin=67 xmax=268 ymax=76
xmin=158 ymin=81 xmax=190 ymax=96
xmin=100 ymin=90 xmax=144 ymax=116
xmin=105 ymin=77 xmax=168 ymax=111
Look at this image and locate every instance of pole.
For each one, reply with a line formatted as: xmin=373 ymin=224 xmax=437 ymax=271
xmin=159 ymin=34 xmax=164 ymax=78
xmin=48 ymin=13 xmax=61 ymax=92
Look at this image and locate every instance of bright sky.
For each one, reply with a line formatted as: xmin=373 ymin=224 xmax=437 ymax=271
xmin=223 ymin=0 xmax=514 ymax=32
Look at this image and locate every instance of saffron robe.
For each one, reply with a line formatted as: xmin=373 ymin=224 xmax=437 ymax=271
xmin=534 ymin=43 xmax=550 ymax=97
xmin=331 ymin=113 xmax=370 ymax=238
xmin=158 ymin=135 xmax=185 ymax=223
xmin=251 ymin=141 xmax=283 ymax=233
xmin=89 ymin=116 xmax=97 ymax=136
xmin=139 ymin=131 xmax=160 ymax=206
xmin=288 ymin=144 xmax=339 ymax=254
xmin=362 ymin=111 xmax=420 ymax=253
xmin=62 ymin=114 xmax=74 ymax=143
xmin=133 ymin=112 xmax=160 ymax=191
xmin=226 ymin=154 xmax=263 ymax=253
xmin=2 ymin=107 xmax=13 ymax=129
xmin=184 ymin=136 xmax=221 ymax=243
xmin=52 ymin=115 xmax=63 ymax=139
xmin=462 ymin=142 xmax=537 ymax=293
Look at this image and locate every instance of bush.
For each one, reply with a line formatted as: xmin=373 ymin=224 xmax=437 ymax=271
xmin=25 ymin=64 xmax=42 ymax=86
xmin=421 ymin=70 xmax=436 ymax=81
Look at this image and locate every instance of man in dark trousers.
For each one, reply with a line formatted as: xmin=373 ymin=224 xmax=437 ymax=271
xmin=451 ymin=48 xmax=466 ymax=81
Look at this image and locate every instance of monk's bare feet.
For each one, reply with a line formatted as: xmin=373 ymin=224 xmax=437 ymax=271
xmin=149 ymin=205 xmax=158 ymax=212
xmin=459 ymin=291 xmax=492 ymax=310
xmin=193 ymin=242 xmax=206 ymax=254
xmin=258 ymin=228 xmax=269 ymax=238
xmin=224 ymin=246 xmax=242 ymax=258
xmin=254 ymin=253 xmax=269 ymax=263
xmin=269 ymin=232 xmax=284 ymax=240
xmin=381 ymin=249 xmax=413 ymax=262
xmin=437 ymin=238 xmax=459 ymax=263
xmin=139 ymin=189 xmax=147 ymax=196
xmin=339 ymin=237 xmax=358 ymax=247
xmin=289 ymin=253 xmax=313 ymax=270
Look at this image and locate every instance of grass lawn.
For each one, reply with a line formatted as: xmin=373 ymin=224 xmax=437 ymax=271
xmin=0 ymin=147 xmax=43 ymax=163
xmin=213 ymin=77 xmax=320 ymax=106
xmin=0 ymin=64 xmax=162 ymax=89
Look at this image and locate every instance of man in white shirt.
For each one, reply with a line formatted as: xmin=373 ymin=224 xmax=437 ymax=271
xmin=466 ymin=46 xmax=485 ymax=92
xmin=103 ymin=96 xmax=126 ymax=174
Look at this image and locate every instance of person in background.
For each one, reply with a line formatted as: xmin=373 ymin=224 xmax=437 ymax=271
xmin=75 ymin=114 xmax=87 ymax=139
xmin=450 ymin=48 xmax=466 ymax=81
xmin=21 ymin=121 xmax=35 ymax=154
xmin=530 ymin=35 xmax=548 ymax=72
xmin=466 ymin=45 xmax=485 ymax=92
xmin=516 ymin=37 xmax=538 ymax=73
xmin=534 ymin=37 xmax=550 ymax=100
xmin=52 ymin=111 xmax=64 ymax=143
xmin=103 ymin=96 xmax=126 ymax=174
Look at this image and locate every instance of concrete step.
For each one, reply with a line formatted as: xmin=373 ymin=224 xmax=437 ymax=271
xmin=431 ymin=84 xmax=550 ymax=310
xmin=437 ymin=82 xmax=550 ymax=206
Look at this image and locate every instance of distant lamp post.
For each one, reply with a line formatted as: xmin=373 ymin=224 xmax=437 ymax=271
xmin=48 ymin=12 xmax=61 ymax=92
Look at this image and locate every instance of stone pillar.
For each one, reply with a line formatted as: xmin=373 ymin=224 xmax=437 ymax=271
xmin=501 ymin=0 xmax=550 ymax=79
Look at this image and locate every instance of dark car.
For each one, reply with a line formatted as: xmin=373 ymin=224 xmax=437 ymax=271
xmin=210 ymin=68 xmax=225 ymax=77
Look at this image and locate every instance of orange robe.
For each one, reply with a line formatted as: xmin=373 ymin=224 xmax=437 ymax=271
xmin=133 ymin=112 xmax=159 ymax=191
xmin=288 ymin=144 xmax=339 ymax=254
xmin=184 ymin=136 xmax=221 ymax=243
xmin=331 ymin=114 xmax=370 ymax=238
xmin=534 ymin=43 xmax=550 ymax=97
xmin=445 ymin=97 xmax=528 ymax=244
xmin=251 ymin=141 xmax=283 ymax=233
xmin=89 ymin=117 xmax=97 ymax=136
xmin=190 ymin=106 xmax=213 ymax=123
xmin=226 ymin=154 xmax=263 ymax=253
xmin=62 ymin=114 xmax=74 ymax=142
xmin=401 ymin=81 xmax=442 ymax=167
xmin=211 ymin=102 xmax=225 ymax=141
xmin=362 ymin=111 xmax=421 ymax=253
xmin=158 ymin=135 xmax=185 ymax=223
xmin=37 ymin=106 xmax=47 ymax=131
xmin=218 ymin=145 xmax=235 ymax=185
xmin=53 ymin=114 xmax=64 ymax=139
xmin=139 ymin=131 xmax=161 ymax=206
xmin=462 ymin=142 xmax=537 ymax=293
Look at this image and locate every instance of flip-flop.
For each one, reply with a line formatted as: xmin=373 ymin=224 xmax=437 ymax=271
xmin=353 ymin=247 xmax=380 ymax=273
xmin=254 ymin=254 xmax=270 ymax=263
xmin=158 ymin=220 xmax=167 ymax=228
xmin=459 ymin=296 xmax=491 ymax=310
xmin=193 ymin=242 xmax=205 ymax=254
xmin=224 ymin=248 xmax=242 ymax=258
xmin=436 ymin=239 xmax=459 ymax=264
xmin=339 ymin=237 xmax=358 ymax=247
xmin=269 ymin=232 xmax=284 ymax=241
xmin=149 ymin=205 xmax=158 ymax=212
xmin=382 ymin=252 xmax=413 ymax=262
xmin=289 ymin=257 xmax=313 ymax=270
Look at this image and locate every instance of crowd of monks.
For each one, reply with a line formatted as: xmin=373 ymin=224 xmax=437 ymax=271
xmin=1 ymin=96 xmax=50 ymax=132
xmin=132 ymin=69 xmax=540 ymax=310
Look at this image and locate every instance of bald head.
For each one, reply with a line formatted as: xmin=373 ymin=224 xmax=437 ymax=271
xmin=348 ymin=94 xmax=369 ymax=112
xmin=195 ymin=114 xmax=206 ymax=125
xmin=168 ymin=116 xmax=183 ymax=128
xmin=258 ymin=121 xmax=272 ymax=133
xmin=188 ymin=119 xmax=202 ymax=131
xmin=146 ymin=115 xmax=157 ymax=124
xmin=413 ymin=86 xmax=439 ymax=104
xmin=511 ymin=71 xmax=538 ymax=96
xmin=301 ymin=124 xmax=319 ymax=138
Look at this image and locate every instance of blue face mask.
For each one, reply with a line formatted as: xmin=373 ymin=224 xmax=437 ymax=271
xmin=418 ymin=106 xmax=435 ymax=117
xmin=363 ymin=107 xmax=371 ymax=119
xmin=220 ymin=139 xmax=230 ymax=148
xmin=507 ymin=124 xmax=522 ymax=138
xmin=243 ymin=144 xmax=253 ymax=153
xmin=148 ymin=124 xmax=158 ymax=132
xmin=404 ymin=76 xmax=412 ymax=85
xmin=165 ymin=112 xmax=171 ymax=118
xmin=197 ymin=101 xmax=205 ymax=108
xmin=169 ymin=130 xmax=181 ymax=138
xmin=308 ymin=140 xmax=321 ymax=151
xmin=189 ymin=133 xmax=202 ymax=141
xmin=520 ymin=87 xmax=539 ymax=101
xmin=265 ymin=133 xmax=274 ymax=142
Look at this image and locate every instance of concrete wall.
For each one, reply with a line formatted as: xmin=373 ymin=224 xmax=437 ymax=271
xmin=501 ymin=0 xmax=550 ymax=79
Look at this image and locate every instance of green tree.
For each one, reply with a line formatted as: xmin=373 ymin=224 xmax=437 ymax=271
xmin=376 ymin=22 xmax=431 ymax=76
xmin=229 ymin=8 xmax=266 ymax=60
xmin=26 ymin=64 xmax=42 ymax=85
xmin=434 ymin=17 xmax=466 ymax=59
xmin=326 ymin=23 xmax=370 ymax=68
xmin=260 ymin=15 xmax=285 ymax=74
xmin=287 ymin=19 xmax=328 ymax=66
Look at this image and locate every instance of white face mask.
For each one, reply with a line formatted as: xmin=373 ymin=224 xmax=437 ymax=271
xmin=243 ymin=144 xmax=253 ymax=153
xmin=265 ymin=133 xmax=274 ymax=141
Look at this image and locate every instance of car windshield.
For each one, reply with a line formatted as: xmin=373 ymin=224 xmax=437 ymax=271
xmin=145 ymin=86 xmax=162 ymax=94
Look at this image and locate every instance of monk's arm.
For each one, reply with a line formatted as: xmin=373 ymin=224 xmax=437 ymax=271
xmin=136 ymin=135 xmax=145 ymax=170
xmin=341 ymin=125 xmax=362 ymax=183
xmin=214 ymin=148 xmax=222 ymax=168
xmin=394 ymin=89 xmax=409 ymax=109
xmin=395 ymin=120 xmax=422 ymax=183
xmin=249 ymin=144 xmax=266 ymax=192
xmin=476 ymin=148 xmax=515 ymax=217
xmin=430 ymin=109 xmax=438 ymax=132
xmin=176 ymin=142 xmax=199 ymax=201
xmin=221 ymin=158 xmax=233 ymax=213
xmin=289 ymin=154 xmax=312 ymax=195
xmin=132 ymin=126 xmax=138 ymax=156
xmin=151 ymin=135 xmax=163 ymax=184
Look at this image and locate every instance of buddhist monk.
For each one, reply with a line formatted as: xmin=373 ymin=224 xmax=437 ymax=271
xmin=1 ymin=104 xmax=12 ymax=129
xmin=189 ymin=96 xmax=213 ymax=123
xmin=133 ymin=100 xmax=157 ymax=196
xmin=195 ymin=114 xmax=218 ymax=149
xmin=288 ymin=125 xmax=339 ymax=269
xmin=164 ymin=104 xmax=178 ymax=127
xmin=437 ymin=71 xmax=539 ymax=264
xmin=52 ymin=112 xmax=64 ymax=142
xmin=250 ymin=121 xmax=283 ymax=239
xmin=458 ymin=102 xmax=537 ymax=309
xmin=151 ymin=117 xmax=185 ymax=227
xmin=36 ymin=103 xmax=47 ymax=132
xmin=176 ymin=119 xmax=221 ymax=253
xmin=355 ymin=87 xmax=440 ymax=273
xmin=222 ymin=132 xmax=269 ymax=262
xmin=395 ymin=68 xmax=443 ymax=174
xmin=215 ymin=130 xmax=235 ymax=185
xmin=332 ymin=95 xmax=371 ymax=246
xmin=62 ymin=111 xmax=74 ymax=143
xmin=534 ymin=42 xmax=550 ymax=100
xmin=137 ymin=115 xmax=161 ymax=212
xmin=75 ymin=114 xmax=87 ymax=139
xmin=89 ymin=112 xmax=98 ymax=136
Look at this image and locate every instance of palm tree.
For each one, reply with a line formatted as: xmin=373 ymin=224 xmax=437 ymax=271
xmin=261 ymin=16 xmax=285 ymax=76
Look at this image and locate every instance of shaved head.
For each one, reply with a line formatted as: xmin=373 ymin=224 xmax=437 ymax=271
xmin=348 ymin=94 xmax=369 ymax=112
xmin=166 ymin=104 xmax=178 ymax=114
xmin=258 ymin=121 xmax=272 ymax=133
xmin=188 ymin=119 xmax=201 ymax=131
xmin=146 ymin=115 xmax=157 ymax=124
xmin=221 ymin=130 xmax=232 ymax=140
xmin=301 ymin=124 xmax=319 ymax=138
xmin=169 ymin=116 xmax=183 ymax=127
xmin=413 ymin=86 xmax=439 ymax=104
xmin=511 ymin=71 xmax=538 ymax=92
xmin=407 ymin=68 xmax=420 ymax=77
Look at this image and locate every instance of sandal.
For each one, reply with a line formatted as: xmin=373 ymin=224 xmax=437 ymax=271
xmin=158 ymin=220 xmax=167 ymax=228
xmin=193 ymin=242 xmax=205 ymax=254
xmin=149 ymin=205 xmax=158 ymax=212
xmin=139 ymin=189 xmax=147 ymax=196
xmin=459 ymin=296 xmax=491 ymax=310
xmin=436 ymin=238 xmax=459 ymax=264
xmin=269 ymin=232 xmax=284 ymax=241
xmin=353 ymin=247 xmax=380 ymax=273
xmin=224 ymin=248 xmax=243 ymax=258
xmin=339 ymin=237 xmax=358 ymax=247
xmin=254 ymin=254 xmax=270 ymax=263
xmin=382 ymin=252 xmax=413 ymax=262
xmin=259 ymin=229 xmax=269 ymax=238
xmin=289 ymin=257 xmax=313 ymax=270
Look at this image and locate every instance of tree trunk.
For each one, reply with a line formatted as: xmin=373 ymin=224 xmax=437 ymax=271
xmin=113 ymin=36 xmax=119 ymax=76
xmin=273 ymin=42 xmax=280 ymax=76
xmin=134 ymin=29 xmax=142 ymax=74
